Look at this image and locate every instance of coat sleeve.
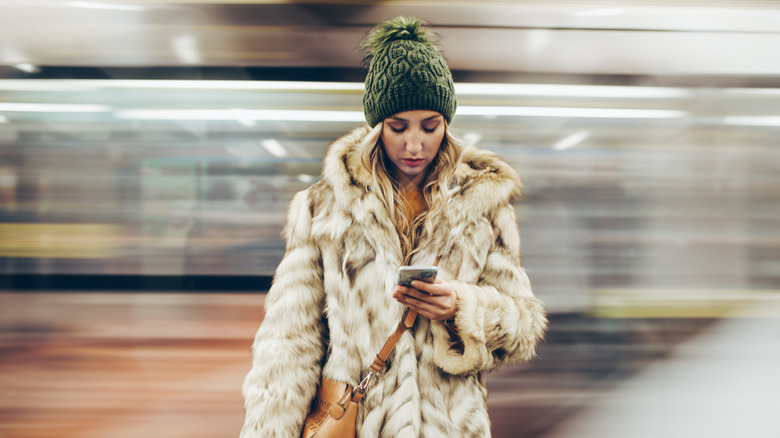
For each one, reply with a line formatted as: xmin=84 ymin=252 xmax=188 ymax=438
xmin=431 ymin=203 xmax=547 ymax=375
xmin=240 ymin=190 xmax=326 ymax=438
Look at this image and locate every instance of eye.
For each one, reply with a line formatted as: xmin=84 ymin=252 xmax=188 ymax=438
xmin=422 ymin=123 xmax=439 ymax=133
xmin=388 ymin=124 xmax=406 ymax=133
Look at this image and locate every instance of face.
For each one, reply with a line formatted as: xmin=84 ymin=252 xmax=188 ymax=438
xmin=380 ymin=110 xmax=446 ymax=190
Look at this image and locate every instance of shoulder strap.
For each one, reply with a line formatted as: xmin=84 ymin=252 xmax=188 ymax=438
xmin=370 ymin=307 xmax=418 ymax=373
xmin=351 ymin=256 xmax=441 ymax=401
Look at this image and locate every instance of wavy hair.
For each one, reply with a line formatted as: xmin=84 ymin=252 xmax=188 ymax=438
xmin=359 ymin=122 xmax=464 ymax=264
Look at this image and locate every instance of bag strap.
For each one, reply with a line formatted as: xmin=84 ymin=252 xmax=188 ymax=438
xmin=351 ymin=255 xmax=441 ymax=402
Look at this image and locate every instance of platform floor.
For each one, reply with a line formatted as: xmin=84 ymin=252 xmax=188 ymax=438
xmin=2 ymin=292 xmax=771 ymax=438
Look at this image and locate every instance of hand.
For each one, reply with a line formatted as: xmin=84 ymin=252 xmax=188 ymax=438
xmin=392 ymin=278 xmax=457 ymax=321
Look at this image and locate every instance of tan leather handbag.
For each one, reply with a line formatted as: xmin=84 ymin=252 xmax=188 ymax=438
xmin=302 ymin=308 xmax=419 ymax=438
xmin=302 ymin=258 xmax=440 ymax=438
xmin=301 ymin=378 xmax=360 ymax=438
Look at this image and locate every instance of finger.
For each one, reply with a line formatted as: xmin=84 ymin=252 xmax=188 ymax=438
xmin=396 ymin=285 xmax=424 ymax=301
xmin=394 ymin=285 xmax=420 ymax=296
xmin=396 ymin=284 xmax=433 ymax=300
xmin=396 ymin=290 xmax=426 ymax=307
xmin=404 ymin=297 xmax=439 ymax=319
xmin=400 ymin=292 xmax=453 ymax=320
xmin=415 ymin=281 xmax=452 ymax=298
xmin=394 ymin=287 xmax=423 ymax=305
xmin=407 ymin=288 xmax=445 ymax=305
xmin=393 ymin=285 xmax=409 ymax=296
xmin=403 ymin=292 xmax=451 ymax=315
xmin=410 ymin=280 xmax=437 ymax=295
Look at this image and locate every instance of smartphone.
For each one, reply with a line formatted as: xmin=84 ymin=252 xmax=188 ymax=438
xmin=397 ymin=266 xmax=438 ymax=287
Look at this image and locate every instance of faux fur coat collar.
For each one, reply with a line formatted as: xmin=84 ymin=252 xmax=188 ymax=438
xmin=241 ymin=126 xmax=547 ymax=438
xmin=318 ymin=126 xmax=524 ymax=263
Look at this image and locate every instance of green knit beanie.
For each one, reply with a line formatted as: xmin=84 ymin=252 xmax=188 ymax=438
xmin=362 ymin=17 xmax=457 ymax=127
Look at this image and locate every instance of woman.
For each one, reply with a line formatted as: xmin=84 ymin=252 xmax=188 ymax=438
xmin=240 ymin=17 xmax=547 ymax=438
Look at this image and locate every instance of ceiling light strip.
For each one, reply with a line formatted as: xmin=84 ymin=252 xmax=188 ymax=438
xmin=0 ymin=79 xmax=693 ymax=98
xmin=114 ymin=109 xmax=365 ymax=122
xmin=0 ymin=79 xmax=365 ymax=92
xmin=0 ymin=103 xmax=111 ymax=112
xmin=455 ymin=83 xmax=691 ymax=98
xmin=113 ymin=106 xmax=686 ymax=121
xmin=458 ymin=106 xmax=687 ymax=119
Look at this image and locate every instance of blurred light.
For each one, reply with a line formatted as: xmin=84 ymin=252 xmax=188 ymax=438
xmin=457 ymin=106 xmax=687 ymax=119
xmin=526 ymin=29 xmax=552 ymax=54
xmin=298 ymin=174 xmax=316 ymax=184
xmin=0 ymin=80 xmax=696 ymax=99
xmin=172 ymin=35 xmax=201 ymax=65
xmin=573 ymin=8 xmax=625 ymax=16
xmin=0 ymin=79 xmax=698 ymax=102
xmin=68 ymin=1 xmax=147 ymax=11
xmin=0 ymin=115 xmax=7 ymax=123
xmin=0 ymin=79 xmax=364 ymax=92
xmin=115 ymin=108 xmax=365 ymax=122
xmin=260 ymin=139 xmax=287 ymax=158
xmin=723 ymin=116 xmax=780 ymax=127
xmin=724 ymin=88 xmax=780 ymax=96
xmin=455 ymin=83 xmax=690 ymax=98
xmin=14 ymin=63 xmax=39 ymax=74
xmin=1 ymin=44 xmax=26 ymax=66
xmin=97 ymin=80 xmax=364 ymax=91
xmin=553 ymin=130 xmax=590 ymax=150
xmin=116 ymin=106 xmax=685 ymax=121
xmin=0 ymin=223 xmax=120 ymax=258
xmin=0 ymin=103 xmax=110 ymax=113
xmin=226 ymin=143 xmax=262 ymax=160
xmin=463 ymin=132 xmax=483 ymax=146
xmin=0 ymin=80 xmax=100 ymax=92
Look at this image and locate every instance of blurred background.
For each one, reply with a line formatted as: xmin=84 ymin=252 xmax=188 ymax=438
xmin=1 ymin=1 xmax=779 ymax=437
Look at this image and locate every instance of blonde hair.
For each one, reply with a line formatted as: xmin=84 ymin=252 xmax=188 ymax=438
xmin=359 ymin=122 xmax=464 ymax=264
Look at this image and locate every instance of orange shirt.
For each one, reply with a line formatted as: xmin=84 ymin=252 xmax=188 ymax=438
xmin=402 ymin=190 xmax=426 ymax=222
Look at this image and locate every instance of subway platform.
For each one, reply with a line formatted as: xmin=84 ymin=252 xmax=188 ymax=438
xmin=1 ymin=292 xmax=775 ymax=438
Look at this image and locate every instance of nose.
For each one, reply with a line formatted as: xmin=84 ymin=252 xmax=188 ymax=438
xmin=405 ymin=129 xmax=423 ymax=155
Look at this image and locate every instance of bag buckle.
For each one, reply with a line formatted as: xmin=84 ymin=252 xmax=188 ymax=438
xmin=352 ymin=369 xmax=377 ymax=401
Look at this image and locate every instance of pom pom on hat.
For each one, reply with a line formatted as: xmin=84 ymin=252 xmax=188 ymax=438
xmin=362 ymin=17 xmax=457 ymax=127
xmin=362 ymin=16 xmax=434 ymax=53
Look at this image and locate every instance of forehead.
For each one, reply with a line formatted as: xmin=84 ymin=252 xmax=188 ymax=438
xmin=386 ymin=110 xmax=443 ymax=122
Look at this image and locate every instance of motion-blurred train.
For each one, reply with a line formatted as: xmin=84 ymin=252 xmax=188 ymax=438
xmin=1 ymin=1 xmax=779 ymax=315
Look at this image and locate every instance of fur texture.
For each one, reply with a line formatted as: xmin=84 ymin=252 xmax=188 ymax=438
xmin=240 ymin=126 xmax=547 ymax=438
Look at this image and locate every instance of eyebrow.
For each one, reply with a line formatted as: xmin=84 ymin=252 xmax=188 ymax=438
xmin=388 ymin=115 xmax=442 ymax=123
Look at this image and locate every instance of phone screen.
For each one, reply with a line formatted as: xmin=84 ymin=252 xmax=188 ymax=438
xmin=397 ymin=266 xmax=438 ymax=287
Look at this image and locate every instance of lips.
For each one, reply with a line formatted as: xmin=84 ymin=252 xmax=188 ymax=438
xmin=403 ymin=158 xmax=424 ymax=167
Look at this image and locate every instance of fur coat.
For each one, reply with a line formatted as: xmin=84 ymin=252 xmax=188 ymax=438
xmin=240 ymin=126 xmax=547 ymax=438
